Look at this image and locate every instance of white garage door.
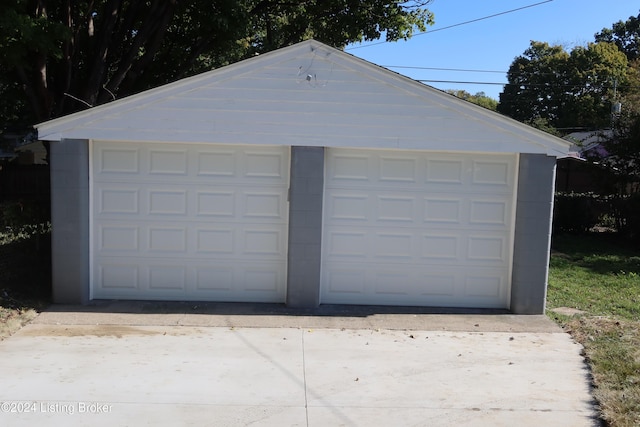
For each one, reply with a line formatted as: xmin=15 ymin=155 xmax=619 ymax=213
xmin=91 ymin=141 xmax=289 ymax=302
xmin=321 ymin=149 xmax=517 ymax=309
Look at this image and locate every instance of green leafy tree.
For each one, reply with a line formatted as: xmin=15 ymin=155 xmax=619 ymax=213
xmin=0 ymin=0 xmax=435 ymax=127
xmin=595 ymin=11 xmax=640 ymax=61
xmin=445 ymin=90 xmax=498 ymax=111
xmin=592 ymin=63 xmax=640 ymax=189
xmin=607 ymin=100 xmax=640 ymax=181
xmin=497 ymin=42 xmax=570 ymax=129
xmin=498 ymin=41 xmax=628 ymax=131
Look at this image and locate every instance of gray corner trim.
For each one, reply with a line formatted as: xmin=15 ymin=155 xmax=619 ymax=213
xmin=50 ymin=139 xmax=90 ymax=304
xmin=286 ymin=146 xmax=325 ymax=308
xmin=510 ymin=153 xmax=557 ymax=314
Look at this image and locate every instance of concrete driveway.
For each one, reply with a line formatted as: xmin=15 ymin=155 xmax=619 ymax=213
xmin=0 ymin=302 xmax=598 ymax=426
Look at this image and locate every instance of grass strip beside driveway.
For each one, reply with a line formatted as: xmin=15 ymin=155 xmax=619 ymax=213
xmin=548 ymin=234 xmax=640 ymax=427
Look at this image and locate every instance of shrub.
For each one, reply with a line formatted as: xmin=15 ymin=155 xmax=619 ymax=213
xmin=553 ymin=193 xmax=602 ymax=234
xmin=612 ymin=193 xmax=640 ymax=243
xmin=1 ymin=200 xmax=50 ymax=232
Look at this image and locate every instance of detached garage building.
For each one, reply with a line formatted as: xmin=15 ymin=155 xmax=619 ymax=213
xmin=37 ymin=40 xmax=570 ymax=314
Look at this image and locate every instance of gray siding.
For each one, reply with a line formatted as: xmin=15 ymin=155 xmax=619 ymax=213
xmin=510 ymin=154 xmax=557 ymax=314
xmin=286 ymin=147 xmax=324 ymax=308
xmin=50 ymin=139 xmax=90 ymax=303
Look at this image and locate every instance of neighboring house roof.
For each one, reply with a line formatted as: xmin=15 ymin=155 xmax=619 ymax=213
xmin=561 ymin=130 xmax=612 ymax=159
xmin=36 ymin=39 xmax=571 ymax=157
xmin=14 ymin=141 xmax=48 ymax=164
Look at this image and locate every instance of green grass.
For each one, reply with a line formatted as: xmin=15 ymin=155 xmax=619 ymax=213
xmin=548 ymin=234 xmax=640 ymax=426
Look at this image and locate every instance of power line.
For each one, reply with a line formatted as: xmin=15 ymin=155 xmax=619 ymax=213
xmin=385 ymin=65 xmax=627 ymax=81
xmin=417 ymin=79 xmax=638 ymax=90
xmin=418 ymin=79 xmax=506 ymax=85
xmin=382 ymin=65 xmax=506 ymax=73
xmin=347 ymin=0 xmax=554 ymax=51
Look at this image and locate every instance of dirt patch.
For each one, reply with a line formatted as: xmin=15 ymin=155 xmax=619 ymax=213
xmin=0 ymin=307 xmax=38 ymax=340
xmin=549 ymin=307 xmax=586 ymax=317
xmin=19 ymin=325 xmax=166 ymax=338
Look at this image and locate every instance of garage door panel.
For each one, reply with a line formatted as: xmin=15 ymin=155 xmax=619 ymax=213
xmin=195 ymin=266 xmax=234 ymax=291
xmin=418 ymin=273 xmax=456 ymax=297
xmin=242 ymin=192 xmax=285 ymax=218
xmin=149 ymin=265 xmax=187 ymax=290
xmin=243 ymin=228 xmax=285 ymax=256
xmin=465 ymin=274 xmax=505 ymax=298
xmin=423 ymin=198 xmax=462 ymax=224
xmin=472 ymin=160 xmax=511 ymax=186
xmin=322 ymin=263 xmax=509 ymax=308
xmin=98 ymin=263 xmax=139 ymax=291
xmin=95 ymin=145 xmax=289 ymax=185
xmin=422 ymin=234 xmax=460 ymax=260
xmin=93 ymin=258 xmax=286 ymax=302
xmin=97 ymin=224 xmax=286 ymax=260
xmin=325 ymin=231 xmax=368 ymax=258
xmin=148 ymin=189 xmax=188 ymax=215
xmin=425 ymin=158 xmax=464 ymax=184
xmin=98 ymin=224 xmax=140 ymax=252
xmin=373 ymin=233 xmax=413 ymax=259
xmin=92 ymin=141 xmax=289 ymax=302
xmin=377 ymin=196 xmax=416 ymax=222
xmin=323 ymin=264 xmax=458 ymax=304
xmin=379 ymin=156 xmax=417 ymax=182
xmin=329 ymin=153 xmax=370 ymax=181
xmin=324 ymin=269 xmax=366 ymax=295
xmin=148 ymin=226 xmax=187 ymax=252
xmin=196 ymin=150 xmax=236 ymax=176
xmin=469 ymin=199 xmax=509 ymax=226
xmin=97 ymin=147 xmax=139 ymax=174
xmin=196 ymin=191 xmax=235 ymax=216
xmin=195 ymin=229 xmax=235 ymax=254
xmin=322 ymin=149 xmax=516 ymax=309
xmin=149 ymin=149 xmax=188 ymax=175
xmin=327 ymin=191 xmax=512 ymax=230
xmin=467 ymin=235 xmax=507 ymax=263
xmin=96 ymin=184 xmax=288 ymax=223
xmin=98 ymin=188 xmax=140 ymax=215
xmin=325 ymin=227 xmax=509 ymax=265
xmin=374 ymin=271 xmax=412 ymax=295
xmin=243 ymin=150 xmax=287 ymax=179
xmin=325 ymin=193 xmax=369 ymax=222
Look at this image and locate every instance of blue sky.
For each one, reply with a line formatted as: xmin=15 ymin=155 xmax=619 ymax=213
xmin=346 ymin=0 xmax=640 ymax=100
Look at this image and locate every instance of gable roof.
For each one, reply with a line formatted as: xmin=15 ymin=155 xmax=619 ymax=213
xmin=36 ymin=39 xmax=570 ymax=157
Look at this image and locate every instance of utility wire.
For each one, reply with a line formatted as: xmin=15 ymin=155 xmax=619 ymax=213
xmin=384 ymin=65 xmax=616 ymax=80
xmin=382 ymin=65 xmax=506 ymax=73
xmin=347 ymin=0 xmax=554 ymax=51
xmin=417 ymin=79 xmax=639 ymax=90
xmin=418 ymin=79 xmax=506 ymax=85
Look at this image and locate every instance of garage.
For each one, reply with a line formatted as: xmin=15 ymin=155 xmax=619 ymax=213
xmin=38 ymin=40 xmax=570 ymax=313
xmin=91 ymin=141 xmax=289 ymax=302
xmin=321 ymin=149 xmax=517 ymax=308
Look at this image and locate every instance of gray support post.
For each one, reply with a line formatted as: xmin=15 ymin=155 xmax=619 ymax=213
xmin=286 ymin=146 xmax=325 ymax=308
xmin=49 ymin=139 xmax=90 ymax=304
xmin=510 ymin=154 xmax=557 ymax=314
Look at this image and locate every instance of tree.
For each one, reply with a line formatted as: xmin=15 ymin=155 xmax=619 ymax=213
xmin=0 ymin=0 xmax=434 ymax=128
xmin=590 ymin=62 xmax=640 ymax=187
xmin=497 ymin=41 xmax=629 ymax=131
xmin=595 ymin=11 xmax=640 ymax=61
xmin=445 ymin=90 xmax=498 ymax=111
